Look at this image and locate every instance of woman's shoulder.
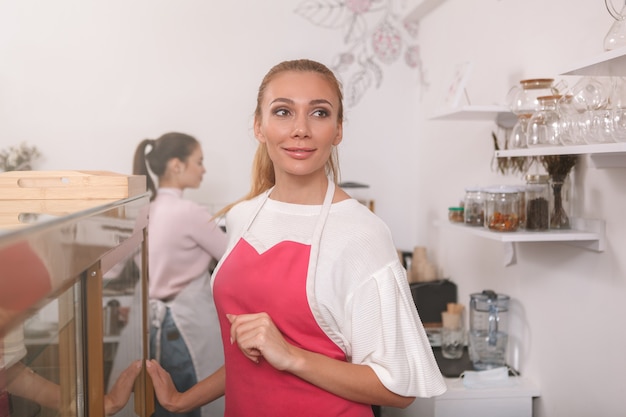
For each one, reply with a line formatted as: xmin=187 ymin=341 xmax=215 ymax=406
xmin=331 ymin=199 xmax=392 ymax=236
xmin=225 ymin=194 xmax=266 ymax=229
xmin=229 ymin=194 xmax=265 ymax=215
xmin=152 ymin=192 xmax=214 ymax=219
xmin=324 ymin=200 xmax=398 ymax=262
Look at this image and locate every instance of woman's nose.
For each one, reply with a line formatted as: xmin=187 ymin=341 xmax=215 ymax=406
xmin=292 ymin=114 xmax=310 ymax=138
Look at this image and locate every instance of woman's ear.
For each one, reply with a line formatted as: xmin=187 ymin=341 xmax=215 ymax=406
xmin=254 ymin=117 xmax=266 ymax=144
xmin=333 ymin=122 xmax=343 ymax=146
xmin=167 ymin=158 xmax=183 ymax=174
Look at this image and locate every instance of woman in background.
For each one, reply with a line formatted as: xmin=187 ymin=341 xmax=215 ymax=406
xmin=146 ymin=60 xmax=446 ymax=416
xmin=133 ymin=132 xmax=227 ymax=417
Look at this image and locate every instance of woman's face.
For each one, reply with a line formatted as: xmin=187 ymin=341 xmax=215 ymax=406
xmin=254 ymin=71 xmax=343 ymax=183
xmin=179 ymin=145 xmax=205 ymax=189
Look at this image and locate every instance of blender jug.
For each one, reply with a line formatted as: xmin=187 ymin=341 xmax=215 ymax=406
xmin=469 ymin=290 xmax=510 ymax=370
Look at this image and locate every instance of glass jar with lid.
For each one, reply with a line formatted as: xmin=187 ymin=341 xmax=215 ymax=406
xmin=525 ymin=175 xmax=550 ymax=231
xmin=463 ymin=187 xmax=484 ymax=227
xmin=484 ymin=186 xmax=520 ymax=232
xmin=507 ymin=78 xmax=556 ymax=116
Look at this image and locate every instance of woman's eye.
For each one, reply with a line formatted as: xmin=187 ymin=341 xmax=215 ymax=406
xmin=312 ymin=109 xmax=329 ymax=118
xmin=274 ymin=108 xmax=290 ymax=117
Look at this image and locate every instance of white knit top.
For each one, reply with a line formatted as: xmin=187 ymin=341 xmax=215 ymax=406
xmin=213 ymin=193 xmax=447 ymax=398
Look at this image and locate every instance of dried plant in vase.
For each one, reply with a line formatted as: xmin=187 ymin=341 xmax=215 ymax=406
xmin=0 ymin=142 xmax=41 ymax=172
xmin=540 ymin=154 xmax=577 ymax=229
xmin=491 ymin=131 xmax=533 ymax=176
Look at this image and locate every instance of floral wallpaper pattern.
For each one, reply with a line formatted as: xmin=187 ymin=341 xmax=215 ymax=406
xmin=295 ymin=0 xmax=427 ymax=107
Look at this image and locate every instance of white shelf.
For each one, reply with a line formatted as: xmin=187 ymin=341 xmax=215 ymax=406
xmin=446 ymin=218 xmax=605 ymax=252
xmin=494 ymin=142 xmax=626 ymax=168
xmin=561 ymin=45 xmax=626 ymax=76
xmin=404 ymin=0 xmax=448 ymax=23
xmin=430 ymin=105 xmax=512 ymax=121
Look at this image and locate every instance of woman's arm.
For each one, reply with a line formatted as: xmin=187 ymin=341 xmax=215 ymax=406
xmin=6 ymin=360 xmax=142 ymax=415
xmin=5 ymin=362 xmax=61 ymax=410
xmin=227 ymin=313 xmax=415 ymax=408
xmin=189 ymin=205 xmax=228 ymax=260
xmin=145 ymin=360 xmax=225 ymax=413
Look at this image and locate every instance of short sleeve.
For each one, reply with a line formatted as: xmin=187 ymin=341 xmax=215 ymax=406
xmin=348 ymin=261 xmax=447 ymax=398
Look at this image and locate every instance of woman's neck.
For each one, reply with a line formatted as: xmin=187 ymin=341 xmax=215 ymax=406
xmin=269 ymin=175 xmax=329 ymax=205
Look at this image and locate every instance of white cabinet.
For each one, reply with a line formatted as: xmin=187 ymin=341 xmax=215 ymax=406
xmin=383 ymin=377 xmax=540 ymax=417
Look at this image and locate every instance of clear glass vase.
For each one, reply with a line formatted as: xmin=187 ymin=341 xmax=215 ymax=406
xmin=550 ymin=180 xmax=570 ymax=230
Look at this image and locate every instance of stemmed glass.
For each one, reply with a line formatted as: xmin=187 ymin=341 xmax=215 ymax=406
xmin=604 ymin=0 xmax=626 ymax=51
xmin=610 ymin=77 xmax=626 ymax=142
xmin=570 ymin=77 xmax=614 ymax=144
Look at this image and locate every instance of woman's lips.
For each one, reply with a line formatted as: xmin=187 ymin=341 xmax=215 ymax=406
xmin=284 ymin=147 xmax=315 ymax=159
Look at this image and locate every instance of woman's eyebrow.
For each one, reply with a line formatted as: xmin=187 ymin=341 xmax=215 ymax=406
xmin=269 ymin=98 xmax=334 ymax=107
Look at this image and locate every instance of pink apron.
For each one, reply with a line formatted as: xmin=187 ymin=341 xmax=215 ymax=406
xmin=213 ymin=181 xmax=372 ymax=417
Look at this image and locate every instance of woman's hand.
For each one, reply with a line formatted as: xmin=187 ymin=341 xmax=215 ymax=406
xmin=227 ymin=313 xmax=299 ymax=371
xmin=227 ymin=313 xmax=414 ymax=408
xmin=104 ymin=360 xmax=142 ymax=416
xmin=145 ymin=359 xmax=184 ymax=413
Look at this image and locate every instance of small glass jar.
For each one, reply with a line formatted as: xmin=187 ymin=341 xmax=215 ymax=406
xmin=485 ymin=186 xmax=520 ymax=232
xmin=463 ymin=187 xmax=484 ymax=227
xmin=527 ymin=95 xmax=562 ymax=147
xmin=448 ymin=206 xmax=464 ymax=223
xmin=525 ymin=175 xmax=550 ymax=231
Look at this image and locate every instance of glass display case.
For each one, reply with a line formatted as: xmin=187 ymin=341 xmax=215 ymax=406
xmin=0 ymin=185 xmax=153 ymax=417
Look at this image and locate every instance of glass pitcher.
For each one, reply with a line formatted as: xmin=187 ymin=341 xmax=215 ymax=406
xmin=468 ymin=290 xmax=510 ymax=370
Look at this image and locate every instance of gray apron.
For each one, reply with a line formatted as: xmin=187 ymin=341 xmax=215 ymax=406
xmin=151 ymin=271 xmax=224 ymax=417
xmin=110 ymin=271 xmax=224 ymax=417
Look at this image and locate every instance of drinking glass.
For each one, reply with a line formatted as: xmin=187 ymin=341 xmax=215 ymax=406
xmin=441 ymin=311 xmax=464 ymax=360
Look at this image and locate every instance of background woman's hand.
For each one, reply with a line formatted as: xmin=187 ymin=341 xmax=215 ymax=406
xmin=227 ymin=313 xmax=299 ymax=371
xmin=104 ymin=360 xmax=142 ymax=416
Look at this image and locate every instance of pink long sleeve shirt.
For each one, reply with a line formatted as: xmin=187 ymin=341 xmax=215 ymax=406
xmin=148 ymin=188 xmax=227 ymax=301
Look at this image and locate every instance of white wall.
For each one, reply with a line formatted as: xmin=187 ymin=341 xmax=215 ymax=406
xmin=1 ymin=1 xmax=625 ymax=416
xmin=0 ymin=0 xmax=424 ymax=246
xmin=418 ymin=1 xmax=626 ymax=416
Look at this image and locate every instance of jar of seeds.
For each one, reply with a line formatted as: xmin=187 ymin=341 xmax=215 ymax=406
xmin=525 ymin=174 xmax=550 ymax=231
xmin=464 ymin=187 xmax=484 ymax=227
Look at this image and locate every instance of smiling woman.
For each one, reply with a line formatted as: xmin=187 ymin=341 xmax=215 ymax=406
xmin=145 ymin=59 xmax=446 ymax=417
xmin=253 ymin=70 xmax=343 ymax=197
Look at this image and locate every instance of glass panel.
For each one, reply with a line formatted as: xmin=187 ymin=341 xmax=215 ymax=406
xmin=2 ymin=282 xmax=82 ymax=417
xmin=0 ymin=193 xmax=151 ymax=417
xmin=103 ymin=249 xmax=144 ymax=417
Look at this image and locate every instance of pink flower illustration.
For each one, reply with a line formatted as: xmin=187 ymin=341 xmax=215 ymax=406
xmin=295 ymin=0 xmax=428 ymax=106
xmin=345 ymin=0 xmax=373 ymax=14
xmin=371 ymin=23 xmax=402 ymax=64
xmin=405 ymin=44 xmax=420 ymax=68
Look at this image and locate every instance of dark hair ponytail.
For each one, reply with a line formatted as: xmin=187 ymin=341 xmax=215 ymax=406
xmin=132 ymin=132 xmax=199 ymax=200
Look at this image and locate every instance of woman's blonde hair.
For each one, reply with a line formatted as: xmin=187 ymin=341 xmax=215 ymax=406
xmin=216 ymin=59 xmax=344 ymax=217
